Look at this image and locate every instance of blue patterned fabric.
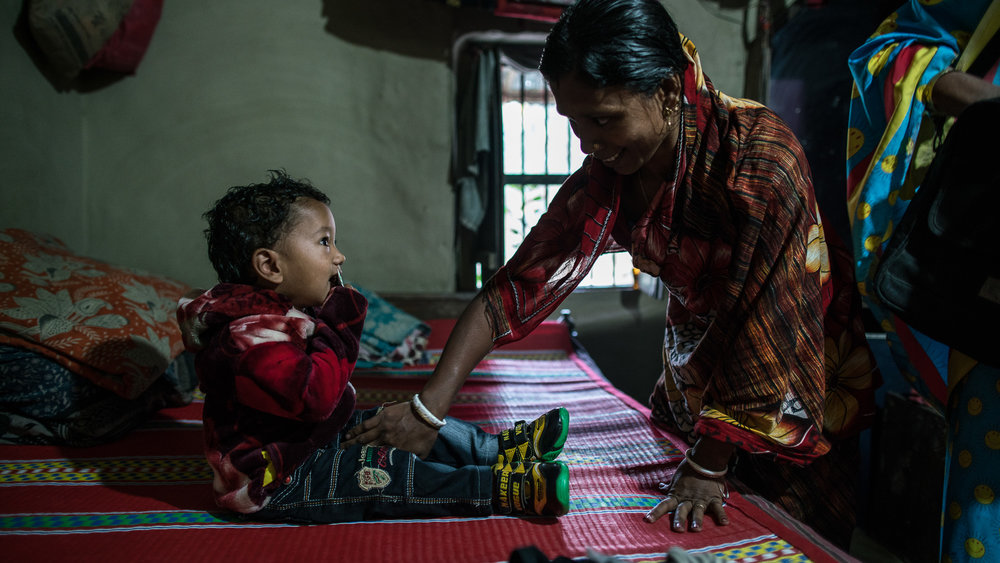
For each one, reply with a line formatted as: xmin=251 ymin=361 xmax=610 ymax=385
xmin=942 ymin=366 xmax=1000 ymax=562
xmin=0 ymin=345 xmax=197 ymax=446
xmin=353 ymin=285 xmax=430 ymax=368
xmin=846 ymin=2 xmax=1000 ymax=559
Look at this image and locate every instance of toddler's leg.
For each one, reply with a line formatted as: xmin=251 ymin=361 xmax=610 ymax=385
xmin=424 ymin=416 xmax=499 ymax=467
xmin=255 ymin=441 xmax=495 ymax=522
xmin=426 ymin=407 xmax=570 ymax=468
xmin=492 ymin=459 xmax=570 ymax=517
xmin=427 ymin=409 xmax=572 ymax=517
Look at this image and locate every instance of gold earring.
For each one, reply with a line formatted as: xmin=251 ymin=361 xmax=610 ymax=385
xmin=662 ymin=103 xmax=679 ymax=128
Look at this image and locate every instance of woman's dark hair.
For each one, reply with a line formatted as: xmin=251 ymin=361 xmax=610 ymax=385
xmin=203 ymin=169 xmax=330 ymax=284
xmin=539 ymin=0 xmax=686 ymax=95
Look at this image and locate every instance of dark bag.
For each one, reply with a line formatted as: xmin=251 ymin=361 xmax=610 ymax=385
xmin=872 ymin=96 xmax=1000 ymax=367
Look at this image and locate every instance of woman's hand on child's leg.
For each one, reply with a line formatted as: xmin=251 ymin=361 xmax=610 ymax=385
xmin=341 ymin=401 xmax=439 ymax=458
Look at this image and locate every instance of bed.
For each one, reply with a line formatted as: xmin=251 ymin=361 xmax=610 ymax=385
xmin=0 ymin=230 xmax=856 ymax=562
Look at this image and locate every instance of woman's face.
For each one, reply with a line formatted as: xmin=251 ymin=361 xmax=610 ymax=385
xmin=550 ymin=70 xmax=675 ymax=177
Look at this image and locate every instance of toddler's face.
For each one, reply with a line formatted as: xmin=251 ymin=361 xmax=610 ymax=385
xmin=271 ymin=198 xmax=345 ymax=308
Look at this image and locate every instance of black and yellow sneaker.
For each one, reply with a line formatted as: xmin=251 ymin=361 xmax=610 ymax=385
xmin=496 ymin=407 xmax=569 ymax=467
xmin=493 ymin=460 xmax=570 ymax=517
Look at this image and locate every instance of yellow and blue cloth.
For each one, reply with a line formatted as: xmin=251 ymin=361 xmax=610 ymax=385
xmin=846 ymin=1 xmax=1000 ymax=560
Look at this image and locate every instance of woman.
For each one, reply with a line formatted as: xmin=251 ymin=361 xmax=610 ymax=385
xmin=846 ymin=0 xmax=1000 ymax=559
xmin=345 ymin=0 xmax=878 ymax=547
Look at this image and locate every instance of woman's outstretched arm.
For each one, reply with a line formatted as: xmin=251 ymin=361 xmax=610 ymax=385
xmin=341 ymin=294 xmax=494 ymax=458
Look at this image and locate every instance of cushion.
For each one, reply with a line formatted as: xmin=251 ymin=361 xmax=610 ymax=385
xmin=83 ymin=0 xmax=164 ymax=75
xmin=0 ymin=344 xmax=197 ymax=446
xmin=27 ymin=0 xmax=134 ymax=78
xmin=354 ymin=285 xmax=430 ymax=367
xmin=0 ymin=229 xmax=190 ymax=399
xmin=27 ymin=0 xmax=163 ymax=78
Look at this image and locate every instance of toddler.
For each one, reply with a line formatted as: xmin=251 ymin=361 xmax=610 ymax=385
xmin=177 ymin=170 xmax=570 ymax=522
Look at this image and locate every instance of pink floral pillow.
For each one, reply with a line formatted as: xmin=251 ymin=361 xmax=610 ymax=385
xmin=0 ymin=229 xmax=189 ymax=399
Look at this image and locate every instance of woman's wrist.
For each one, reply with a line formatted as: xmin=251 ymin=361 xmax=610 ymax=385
xmin=687 ymin=437 xmax=736 ymax=475
xmin=926 ymin=70 xmax=1000 ymax=117
xmin=417 ymin=382 xmax=454 ymax=417
xmin=922 ymin=68 xmax=952 ymax=115
xmin=683 ymin=449 xmax=727 ymax=478
xmin=410 ymin=393 xmax=447 ymax=429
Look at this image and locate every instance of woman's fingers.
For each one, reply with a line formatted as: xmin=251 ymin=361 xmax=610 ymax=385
xmin=644 ymin=492 xmax=678 ymax=523
xmin=671 ymin=501 xmax=691 ymax=531
xmin=341 ymin=411 xmax=383 ymax=446
xmin=708 ymin=497 xmax=729 ymax=526
xmin=340 ymin=429 xmax=373 ymax=448
xmin=343 ymin=414 xmax=376 ymax=440
xmin=340 ymin=402 xmax=439 ymax=458
xmin=341 ymin=431 xmax=373 ymax=448
xmin=688 ymin=501 xmax=707 ymax=531
xmin=646 ymin=480 xmax=727 ymax=531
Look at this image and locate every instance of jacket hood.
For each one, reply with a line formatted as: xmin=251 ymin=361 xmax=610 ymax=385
xmin=177 ymin=284 xmax=303 ymax=352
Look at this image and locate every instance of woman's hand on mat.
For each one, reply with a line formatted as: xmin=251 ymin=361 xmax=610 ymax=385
xmin=341 ymin=402 xmax=438 ymax=458
xmin=645 ymin=463 xmax=730 ymax=532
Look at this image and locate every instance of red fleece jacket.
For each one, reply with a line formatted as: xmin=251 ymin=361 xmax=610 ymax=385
xmin=177 ymin=284 xmax=367 ymax=513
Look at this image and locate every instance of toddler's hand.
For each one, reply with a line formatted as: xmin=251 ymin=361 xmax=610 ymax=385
xmin=317 ymin=283 xmax=368 ymax=327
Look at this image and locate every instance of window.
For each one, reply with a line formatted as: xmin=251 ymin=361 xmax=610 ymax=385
xmin=499 ymin=59 xmax=635 ymax=289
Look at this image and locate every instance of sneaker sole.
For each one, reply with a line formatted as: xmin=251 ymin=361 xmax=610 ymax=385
xmin=538 ymin=407 xmax=570 ymax=462
xmin=550 ymin=461 xmax=570 ymax=516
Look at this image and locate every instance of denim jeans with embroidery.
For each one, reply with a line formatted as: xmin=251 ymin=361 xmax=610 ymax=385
xmin=252 ymin=407 xmax=499 ymax=523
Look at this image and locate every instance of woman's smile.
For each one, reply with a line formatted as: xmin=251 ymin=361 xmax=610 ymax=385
xmin=600 ymin=149 xmax=623 ymax=165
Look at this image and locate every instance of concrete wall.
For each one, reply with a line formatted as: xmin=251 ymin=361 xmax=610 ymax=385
xmin=1 ymin=0 xmax=746 ymax=298
xmin=2 ymin=0 xmax=460 ymax=291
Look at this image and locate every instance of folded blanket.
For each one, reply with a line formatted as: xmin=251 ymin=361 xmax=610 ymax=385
xmin=353 ymin=285 xmax=430 ymax=367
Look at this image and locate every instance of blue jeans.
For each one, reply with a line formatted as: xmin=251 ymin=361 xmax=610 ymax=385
xmin=253 ymin=408 xmax=499 ymax=523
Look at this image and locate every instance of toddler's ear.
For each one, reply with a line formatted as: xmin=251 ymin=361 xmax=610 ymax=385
xmin=252 ymin=248 xmax=283 ymax=285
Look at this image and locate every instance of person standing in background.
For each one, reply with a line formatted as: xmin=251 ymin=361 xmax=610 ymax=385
xmin=846 ymin=1 xmax=1000 ymax=560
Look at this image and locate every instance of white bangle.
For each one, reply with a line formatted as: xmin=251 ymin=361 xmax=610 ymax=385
xmin=683 ymin=448 xmax=728 ymax=478
xmin=411 ymin=394 xmax=446 ymax=429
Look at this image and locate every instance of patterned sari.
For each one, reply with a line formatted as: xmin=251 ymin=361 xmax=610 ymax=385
xmin=846 ymin=0 xmax=1000 ymax=560
xmin=482 ymin=36 xmax=879 ymax=545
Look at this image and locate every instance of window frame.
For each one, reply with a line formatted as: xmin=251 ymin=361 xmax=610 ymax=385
xmin=497 ymin=57 xmax=636 ymax=291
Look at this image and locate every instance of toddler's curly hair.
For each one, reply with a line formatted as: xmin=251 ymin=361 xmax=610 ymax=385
xmin=203 ymin=169 xmax=330 ymax=284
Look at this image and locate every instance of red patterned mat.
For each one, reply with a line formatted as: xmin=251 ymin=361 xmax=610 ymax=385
xmin=0 ymin=320 xmax=853 ymax=562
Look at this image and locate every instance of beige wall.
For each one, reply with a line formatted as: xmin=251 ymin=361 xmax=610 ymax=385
xmin=2 ymin=0 xmax=459 ymax=292
xmin=0 ymin=0 xmax=746 ymax=295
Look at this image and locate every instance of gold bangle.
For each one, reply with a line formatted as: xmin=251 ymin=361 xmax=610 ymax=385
xmin=923 ymin=69 xmax=953 ymax=115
